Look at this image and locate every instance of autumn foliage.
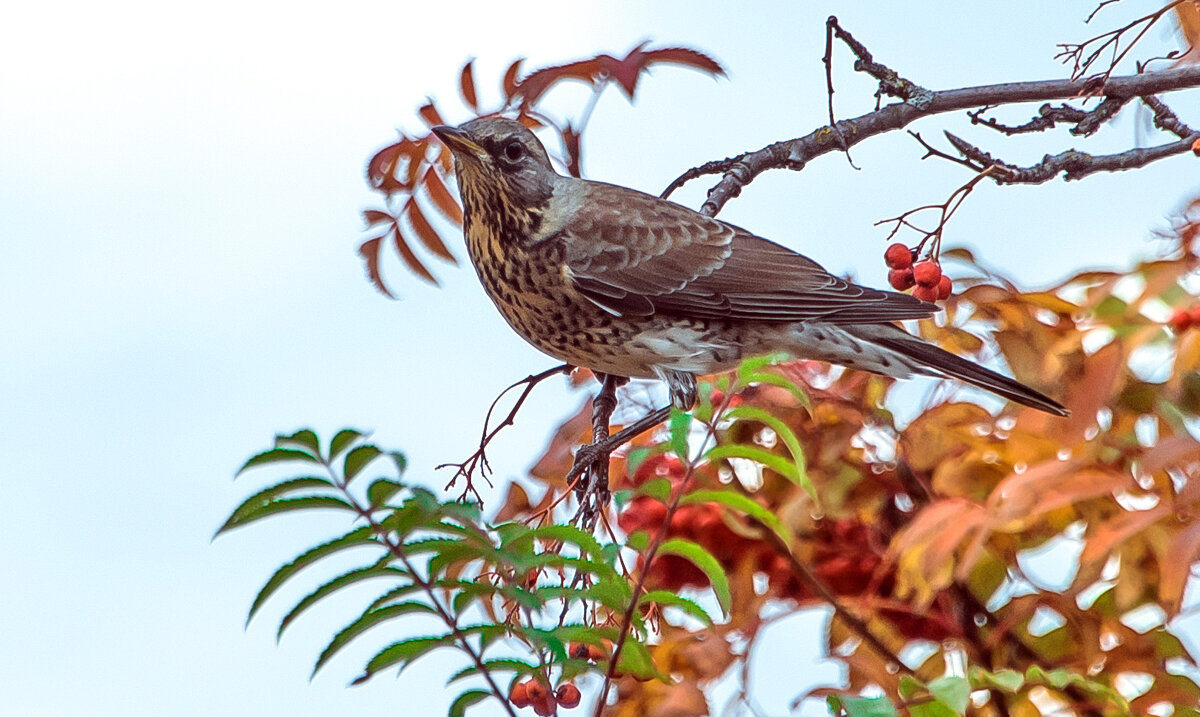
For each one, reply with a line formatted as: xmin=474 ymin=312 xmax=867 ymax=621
xmin=223 ymin=7 xmax=1200 ymax=717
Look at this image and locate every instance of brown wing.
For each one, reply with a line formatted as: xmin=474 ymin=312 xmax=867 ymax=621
xmin=561 ymin=181 xmax=936 ymax=323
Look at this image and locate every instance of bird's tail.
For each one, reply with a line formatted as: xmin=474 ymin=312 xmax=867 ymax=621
xmin=843 ymin=324 xmax=1069 ymax=416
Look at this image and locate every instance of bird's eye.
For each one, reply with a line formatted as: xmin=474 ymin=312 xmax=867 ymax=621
xmin=502 ymin=140 xmax=525 ymax=163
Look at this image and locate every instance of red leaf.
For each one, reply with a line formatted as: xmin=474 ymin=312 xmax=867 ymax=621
xmin=502 ymin=58 xmax=524 ymax=99
xmin=391 ymin=224 xmax=438 ymax=285
xmin=366 ymin=137 xmax=425 ymax=194
xmin=459 ymin=59 xmax=478 ymax=111
xmin=510 ymin=57 xmax=605 ymax=107
xmin=362 ymin=209 xmax=395 ymax=228
xmin=406 ymin=199 xmax=457 ymax=264
xmin=560 ymin=123 xmax=582 ymax=178
xmin=641 ymin=46 xmax=726 ymax=78
xmin=422 ymin=168 xmax=463 ymax=225
xmin=357 ymin=236 xmax=396 ymax=298
xmin=417 ymin=100 xmax=445 ymax=129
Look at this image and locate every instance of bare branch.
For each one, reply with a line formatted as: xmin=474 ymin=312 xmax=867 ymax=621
xmin=686 ymin=63 xmax=1200 ymax=218
xmin=1056 ymin=0 xmax=1186 ymax=82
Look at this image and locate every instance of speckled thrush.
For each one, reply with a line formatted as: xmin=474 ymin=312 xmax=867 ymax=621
xmin=431 ymin=118 xmax=1067 ymax=416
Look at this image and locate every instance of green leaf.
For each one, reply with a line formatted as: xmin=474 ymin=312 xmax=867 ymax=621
xmin=219 ymin=495 xmax=355 ymax=534
xmin=969 ymin=666 xmax=1023 ymax=693
xmin=626 ymin=531 xmax=650 ymax=551
xmin=247 ymin=526 xmax=376 ymax=625
xmin=277 ymin=562 xmax=409 ymax=639
xmin=705 ymin=444 xmax=801 ymax=486
xmin=827 ymin=694 xmax=899 ymax=717
xmin=329 ymin=428 xmax=365 ymax=460
xmin=615 ymin=638 xmax=665 ymax=681
xmin=275 ymin=429 xmax=321 ymax=457
xmin=446 ymin=658 xmax=537 ymax=686
xmin=367 ymin=478 xmax=404 ymax=507
xmin=736 ymin=353 xmax=811 ymax=411
xmin=390 ymin=450 xmax=408 ymax=475
xmin=527 ymin=524 xmax=607 ymax=562
xmin=343 ymin=444 xmax=383 ymax=483
xmin=449 ymin=689 xmax=490 ymax=717
xmin=635 ymin=477 xmax=672 ymax=502
xmin=669 ymin=408 xmax=691 ymax=459
xmin=657 ymin=538 xmax=730 ymax=617
xmin=236 ymin=447 xmax=321 ymax=476
xmin=928 ymin=676 xmax=970 ymax=715
xmin=624 ymin=447 xmax=652 ymax=478
xmin=216 ymin=477 xmax=335 ymax=535
xmin=319 ymin=605 xmax=442 ymax=678
xmin=638 ymin=590 xmax=713 ymax=626
xmin=724 ymin=404 xmax=813 ymax=500
xmin=680 ymin=488 xmax=784 ymax=540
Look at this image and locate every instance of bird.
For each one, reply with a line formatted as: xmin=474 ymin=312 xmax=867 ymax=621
xmin=431 ymin=117 xmax=1068 ymax=417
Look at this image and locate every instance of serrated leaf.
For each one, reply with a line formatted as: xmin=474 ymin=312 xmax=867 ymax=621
xmin=638 ymin=590 xmax=713 ymax=626
xmin=705 ymin=444 xmax=802 ymax=487
xmin=368 ymin=478 xmax=404 ymax=507
xmin=724 ymin=404 xmax=810 ymax=496
xmin=343 ymin=444 xmax=382 ymax=483
xmin=458 ymin=59 xmax=478 ymax=110
xmin=406 ymin=199 xmax=457 ymax=264
xmin=669 ymin=408 xmax=691 ymax=459
xmin=236 ymin=447 xmax=321 ymax=476
xmin=423 ymin=168 xmax=464 ymax=225
xmin=635 ymin=477 xmax=672 ymax=502
xmin=217 ymin=477 xmax=334 ymax=535
xmin=276 ymin=429 xmax=321 ymax=457
xmin=447 ymin=658 xmax=537 ymax=686
xmin=220 ymin=494 xmax=354 ymax=535
xmin=449 ymin=689 xmax=489 ymax=717
xmin=329 ymin=429 xmax=365 ymax=460
xmin=319 ymin=605 xmax=442 ymax=678
xmin=358 ymin=235 xmax=396 ymax=298
xmin=391 ymin=224 xmax=438 ymax=285
xmin=248 ymin=526 xmax=375 ymax=625
xmin=680 ymin=489 xmax=784 ymax=540
xmin=527 ymin=523 xmax=607 ymax=561
xmin=927 ymin=676 xmax=970 ymax=715
xmin=657 ymin=538 xmax=730 ymax=617
xmin=277 ymin=563 xmax=409 ymax=639
xmin=827 ymin=694 xmax=899 ymax=717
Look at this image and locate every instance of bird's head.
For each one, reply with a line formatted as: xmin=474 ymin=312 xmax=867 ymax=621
xmin=432 ymin=118 xmax=558 ymax=214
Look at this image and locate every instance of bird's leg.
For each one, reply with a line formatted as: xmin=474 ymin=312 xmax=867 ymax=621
xmin=574 ymin=374 xmax=624 ymax=522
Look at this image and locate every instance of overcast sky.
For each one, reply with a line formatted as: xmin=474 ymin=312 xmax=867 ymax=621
xmin=2 ymin=2 xmax=1196 ymax=715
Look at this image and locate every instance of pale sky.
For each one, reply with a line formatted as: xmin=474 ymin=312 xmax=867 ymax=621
xmin=2 ymin=2 xmax=1195 ymax=715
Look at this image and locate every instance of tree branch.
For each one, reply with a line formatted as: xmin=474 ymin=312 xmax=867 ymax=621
xmin=670 ymin=63 xmax=1200 ymax=218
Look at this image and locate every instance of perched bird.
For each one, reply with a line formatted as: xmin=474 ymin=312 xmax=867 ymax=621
xmin=431 ymin=117 xmax=1067 ymax=416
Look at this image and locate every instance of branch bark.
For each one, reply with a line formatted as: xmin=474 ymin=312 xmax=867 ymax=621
xmin=676 ymin=64 xmax=1200 ymax=218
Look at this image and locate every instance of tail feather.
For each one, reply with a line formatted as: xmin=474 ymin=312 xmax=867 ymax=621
xmin=847 ymin=324 xmax=1070 ymax=417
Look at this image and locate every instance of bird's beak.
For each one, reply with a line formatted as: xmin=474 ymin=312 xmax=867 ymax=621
xmin=431 ymin=125 xmax=484 ymax=156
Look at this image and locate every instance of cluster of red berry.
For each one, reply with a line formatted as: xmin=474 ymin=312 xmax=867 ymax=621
xmin=884 ymin=243 xmax=952 ymax=303
xmin=1167 ymin=307 xmax=1200 ymax=333
xmin=509 ymin=678 xmax=582 ymax=715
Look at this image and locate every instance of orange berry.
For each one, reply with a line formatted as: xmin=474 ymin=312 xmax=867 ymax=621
xmin=912 ymin=261 xmax=942 ymax=287
xmin=888 ymin=268 xmax=915 ymax=291
xmin=556 ymin=683 xmax=582 ymax=709
xmin=936 ymin=275 xmax=953 ymax=300
xmin=586 ymin=643 xmax=608 ymax=661
xmin=509 ymin=680 xmax=532 ymax=708
xmin=532 ymin=693 xmax=558 ymax=716
xmin=884 ymin=243 xmax=913 ymax=269
xmin=526 ymin=678 xmax=549 ymax=703
xmin=912 ymin=285 xmax=939 ymax=303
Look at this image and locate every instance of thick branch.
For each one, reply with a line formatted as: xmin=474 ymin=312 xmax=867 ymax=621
xmin=685 ymin=64 xmax=1200 ymax=218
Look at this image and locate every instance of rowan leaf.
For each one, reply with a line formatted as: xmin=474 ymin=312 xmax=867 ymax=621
xmin=358 ymin=236 xmax=396 ymax=298
xmin=458 ymin=59 xmax=478 ymax=111
xmin=449 ymin=689 xmax=489 ymax=717
xmin=406 ymin=198 xmax=457 ymax=263
xmin=391 ymin=224 xmax=438 ymax=285
xmin=248 ymin=526 xmax=376 ymax=625
xmin=422 ymin=168 xmax=464 ymax=225
xmin=347 ymin=632 xmax=453 ymax=684
xmin=217 ymin=477 xmax=335 ymax=535
xmin=657 ymin=538 xmax=730 ymax=617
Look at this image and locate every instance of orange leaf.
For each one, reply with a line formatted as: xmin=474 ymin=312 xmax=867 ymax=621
xmin=417 ymin=100 xmax=445 ymax=129
xmin=391 ymin=224 xmax=438 ymax=285
xmin=362 ymin=209 xmax=395 ymax=228
xmin=502 ymin=58 xmax=524 ymax=99
xmin=358 ymin=236 xmax=396 ymax=298
xmin=421 ymin=168 xmax=463 ymax=225
xmin=986 ymin=462 xmax=1128 ymax=528
xmin=1160 ymin=520 xmax=1200 ymax=611
xmin=510 ymin=57 xmax=605 ymax=107
xmin=459 ymin=59 xmax=478 ymax=111
xmin=405 ymin=199 xmax=457 ymax=264
xmin=366 ymin=139 xmax=419 ymax=194
xmin=642 ymin=46 xmax=726 ymax=78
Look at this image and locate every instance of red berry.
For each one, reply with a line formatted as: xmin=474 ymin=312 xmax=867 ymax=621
xmin=510 ymin=680 xmax=532 ymax=708
xmin=532 ymin=694 xmax=558 ymax=717
xmin=936 ymin=275 xmax=953 ymax=300
xmin=586 ymin=642 xmax=608 ymax=661
xmin=556 ymin=683 xmax=582 ymax=709
xmin=912 ymin=285 xmax=939 ymax=303
xmin=1169 ymin=309 xmax=1193 ymax=333
xmin=888 ymin=268 xmax=915 ymax=291
xmin=884 ymin=243 xmax=913 ymax=269
xmin=912 ymin=261 xmax=942 ymax=287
